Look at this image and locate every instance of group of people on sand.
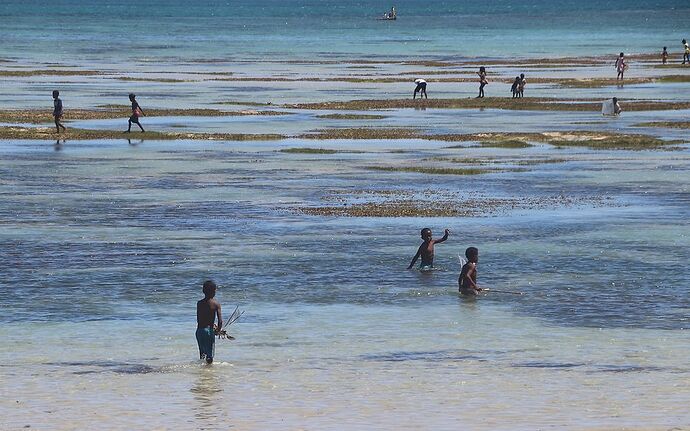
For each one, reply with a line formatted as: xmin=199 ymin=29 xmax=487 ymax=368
xmin=670 ymin=39 xmax=690 ymax=65
xmin=414 ymin=67 xmax=526 ymax=99
xmin=511 ymin=74 xmax=526 ymax=98
xmin=617 ymin=40 xmax=689 ymax=81
xmin=51 ymin=91 xmax=145 ymax=134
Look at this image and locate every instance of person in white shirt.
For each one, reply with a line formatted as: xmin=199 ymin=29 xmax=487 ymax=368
xmin=413 ymin=78 xmax=427 ymax=99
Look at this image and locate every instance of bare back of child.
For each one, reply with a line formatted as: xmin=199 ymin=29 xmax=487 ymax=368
xmin=459 ymin=247 xmax=482 ymax=295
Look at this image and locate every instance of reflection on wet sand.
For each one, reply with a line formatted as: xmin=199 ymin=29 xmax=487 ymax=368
xmin=191 ymin=366 xmax=224 ymax=424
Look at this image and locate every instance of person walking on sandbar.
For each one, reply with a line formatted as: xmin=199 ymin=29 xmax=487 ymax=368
xmin=125 ymin=93 xmax=145 ymax=132
xmin=52 ymin=90 xmax=66 ymax=133
xmin=615 ymin=52 xmax=627 ymax=80
xmin=477 ymin=67 xmax=488 ymax=98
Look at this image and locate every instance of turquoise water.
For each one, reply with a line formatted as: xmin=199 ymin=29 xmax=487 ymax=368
xmin=2 ymin=1 xmax=690 ymax=429
xmin=1 ymin=0 xmax=689 ymax=64
xmin=1 ymin=139 xmax=689 ymax=429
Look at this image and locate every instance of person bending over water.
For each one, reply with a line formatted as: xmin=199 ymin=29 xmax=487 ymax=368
xmin=413 ymin=78 xmax=427 ymax=99
xmin=459 ymin=247 xmax=483 ymax=296
xmin=126 ymin=93 xmax=145 ymax=132
xmin=407 ymin=228 xmax=450 ymax=269
xmin=52 ymin=90 xmax=66 ymax=133
xmin=477 ymin=67 xmax=488 ymax=98
xmin=197 ymin=280 xmax=223 ymax=364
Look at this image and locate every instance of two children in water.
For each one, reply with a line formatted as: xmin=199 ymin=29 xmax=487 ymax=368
xmin=407 ymin=228 xmax=483 ymax=296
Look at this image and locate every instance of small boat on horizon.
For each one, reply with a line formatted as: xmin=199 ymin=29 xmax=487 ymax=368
xmin=377 ymin=6 xmax=397 ymax=20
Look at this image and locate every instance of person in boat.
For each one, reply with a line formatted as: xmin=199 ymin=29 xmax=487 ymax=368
xmin=407 ymin=228 xmax=450 ymax=270
xmin=197 ymin=280 xmax=223 ymax=364
xmin=413 ymin=78 xmax=427 ymax=99
xmin=390 ymin=6 xmax=396 ymax=19
xmin=459 ymin=247 xmax=483 ymax=296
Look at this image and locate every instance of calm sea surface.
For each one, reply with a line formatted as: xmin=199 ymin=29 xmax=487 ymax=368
xmin=1 ymin=1 xmax=689 ymax=430
xmin=1 ymin=0 xmax=689 ymax=64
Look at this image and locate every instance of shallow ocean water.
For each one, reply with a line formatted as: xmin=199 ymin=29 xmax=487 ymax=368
xmin=2 ymin=0 xmax=690 ymax=429
xmin=1 ymin=138 xmax=688 ymax=429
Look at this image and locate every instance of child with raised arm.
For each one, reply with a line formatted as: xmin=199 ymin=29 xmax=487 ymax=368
xmin=196 ymin=280 xmax=223 ymax=364
xmin=126 ymin=93 xmax=145 ymax=132
xmin=407 ymin=228 xmax=450 ymax=270
xmin=459 ymin=247 xmax=483 ymax=296
xmin=52 ymin=90 xmax=66 ymax=133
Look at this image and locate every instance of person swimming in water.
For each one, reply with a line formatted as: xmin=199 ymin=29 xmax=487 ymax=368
xmin=458 ymin=247 xmax=483 ymax=296
xmin=407 ymin=228 xmax=450 ymax=270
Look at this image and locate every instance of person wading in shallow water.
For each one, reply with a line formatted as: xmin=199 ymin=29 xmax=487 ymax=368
xmin=125 ymin=93 xmax=145 ymax=132
xmin=197 ymin=280 xmax=222 ymax=364
xmin=407 ymin=228 xmax=450 ymax=270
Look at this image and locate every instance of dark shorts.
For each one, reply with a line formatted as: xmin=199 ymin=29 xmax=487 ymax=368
xmin=414 ymin=82 xmax=427 ymax=92
xmin=129 ymin=115 xmax=140 ymax=123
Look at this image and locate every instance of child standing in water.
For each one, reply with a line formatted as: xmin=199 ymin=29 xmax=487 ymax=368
xmin=518 ymin=73 xmax=526 ymax=98
xmin=683 ymin=40 xmax=690 ymax=64
xmin=126 ymin=93 xmax=145 ymax=132
xmin=510 ymin=76 xmax=520 ymax=98
xmin=197 ymin=280 xmax=223 ymax=364
xmin=477 ymin=67 xmax=488 ymax=98
xmin=662 ymin=47 xmax=668 ymax=64
xmin=52 ymin=90 xmax=66 ymax=133
xmin=615 ymin=52 xmax=626 ymax=80
xmin=458 ymin=247 xmax=483 ymax=296
xmin=407 ymin=228 xmax=450 ymax=270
